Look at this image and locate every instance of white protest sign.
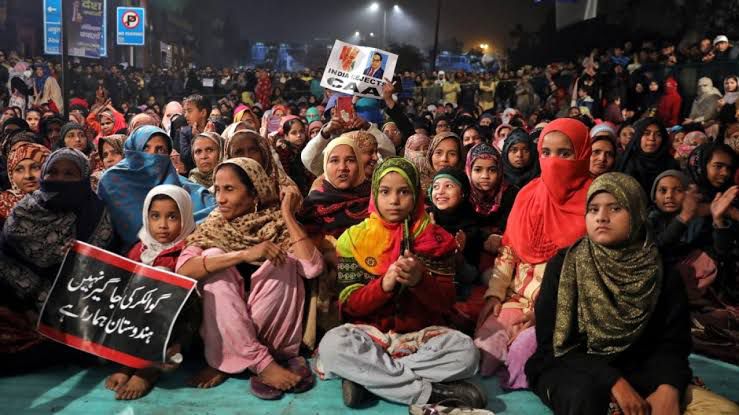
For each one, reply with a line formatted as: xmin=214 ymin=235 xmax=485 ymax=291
xmin=320 ymin=40 xmax=398 ymax=100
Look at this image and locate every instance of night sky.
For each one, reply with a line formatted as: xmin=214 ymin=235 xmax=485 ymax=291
xmin=225 ymin=1 xmax=551 ymax=51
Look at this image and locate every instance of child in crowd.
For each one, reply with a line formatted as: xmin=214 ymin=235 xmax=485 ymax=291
xmin=316 ymin=157 xmax=485 ymax=410
xmin=105 ymin=185 xmax=198 ymax=400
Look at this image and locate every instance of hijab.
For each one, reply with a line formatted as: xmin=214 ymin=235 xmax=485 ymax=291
xmin=337 ymin=157 xmax=457 ymax=278
xmin=300 ymin=136 xmax=370 ymax=238
xmin=96 ymin=134 xmax=125 ymax=162
xmin=465 ymin=143 xmax=510 ymax=216
xmin=404 ymin=133 xmax=431 ymax=161
xmin=138 ymin=185 xmax=196 ymax=265
xmin=493 ymin=123 xmax=512 ymax=151
xmin=686 ymin=142 xmax=737 ymax=202
xmin=162 ymin=101 xmax=183 ymax=134
xmin=98 ymin=125 xmax=215 ymax=249
xmin=501 ymin=128 xmax=540 ymax=190
xmin=616 ymin=117 xmax=679 ymax=192
xmin=38 ymin=148 xmax=105 ymax=242
xmin=554 ymin=172 xmax=662 ymax=357
xmin=0 ymin=143 xmax=50 ymax=219
xmin=427 ymin=167 xmax=478 ymax=239
xmin=503 ymin=118 xmax=592 ymax=264
xmin=6 ymin=143 xmax=50 ymax=195
xmin=188 ymin=132 xmax=224 ymax=188
xmin=186 ymin=158 xmax=290 ymax=257
xmin=420 ymin=132 xmax=464 ymax=192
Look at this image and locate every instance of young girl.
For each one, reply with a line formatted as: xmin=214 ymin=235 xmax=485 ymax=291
xmin=105 ymin=185 xmax=197 ymax=400
xmin=466 ymin=143 xmax=518 ymax=271
xmin=428 ymin=167 xmax=482 ymax=300
xmin=274 ymin=117 xmax=314 ymax=195
xmin=526 ymin=172 xmax=738 ymax=415
xmin=316 ymin=157 xmax=484 ymax=410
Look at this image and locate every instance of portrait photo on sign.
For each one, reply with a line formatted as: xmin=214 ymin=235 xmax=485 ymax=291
xmin=363 ymin=51 xmax=387 ymax=79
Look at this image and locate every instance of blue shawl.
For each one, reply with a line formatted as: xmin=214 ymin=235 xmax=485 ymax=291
xmin=98 ymin=126 xmax=215 ymax=250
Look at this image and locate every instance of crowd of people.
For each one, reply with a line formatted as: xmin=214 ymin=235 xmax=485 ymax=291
xmin=0 ymin=33 xmax=738 ymax=415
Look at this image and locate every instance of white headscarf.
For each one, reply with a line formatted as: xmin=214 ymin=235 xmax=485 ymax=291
xmin=138 ymin=185 xmax=196 ymax=265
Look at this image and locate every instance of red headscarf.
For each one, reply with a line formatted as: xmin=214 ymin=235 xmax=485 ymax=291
xmin=502 ymin=118 xmax=592 ymax=263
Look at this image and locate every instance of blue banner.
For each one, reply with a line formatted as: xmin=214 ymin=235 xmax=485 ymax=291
xmin=117 ymin=7 xmax=146 ymax=46
xmin=43 ymin=0 xmax=107 ymax=57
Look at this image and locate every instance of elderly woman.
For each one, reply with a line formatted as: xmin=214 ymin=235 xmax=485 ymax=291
xmin=526 ymin=173 xmax=739 ymax=415
xmin=221 ymin=122 xmax=300 ymax=197
xmin=0 ymin=148 xmax=114 ymax=370
xmin=0 ymin=143 xmax=50 ymax=222
xmin=176 ymin=158 xmax=323 ymax=399
xmin=98 ymin=125 xmax=215 ymax=250
xmin=188 ymin=132 xmax=224 ymax=188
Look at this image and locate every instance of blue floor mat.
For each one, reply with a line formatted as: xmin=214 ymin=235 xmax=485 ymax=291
xmin=1 ymin=354 xmax=736 ymax=414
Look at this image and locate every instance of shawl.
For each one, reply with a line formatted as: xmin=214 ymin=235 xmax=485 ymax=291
xmin=616 ymin=117 xmax=679 ymax=192
xmin=502 ymin=118 xmax=592 ymax=264
xmin=686 ymin=142 xmax=737 ymax=202
xmin=186 ymin=158 xmax=290 ymax=256
xmin=554 ymin=172 xmax=662 ymax=357
xmin=98 ymin=125 xmax=215 ymax=249
xmin=222 ymin=123 xmax=288 ymax=190
xmin=404 ymin=133 xmax=431 ymax=183
xmin=96 ymin=134 xmax=125 ymax=160
xmin=138 ymin=185 xmax=196 ymax=265
xmin=493 ymin=123 xmax=512 ymax=151
xmin=420 ymin=132 xmax=464 ymax=192
xmin=501 ymin=128 xmax=539 ymax=188
xmin=300 ymin=136 xmax=370 ymax=237
xmin=465 ymin=143 xmax=510 ymax=216
xmin=336 ymin=157 xmax=456 ymax=281
xmin=0 ymin=143 xmax=50 ymax=219
xmin=188 ymin=132 xmax=224 ymax=188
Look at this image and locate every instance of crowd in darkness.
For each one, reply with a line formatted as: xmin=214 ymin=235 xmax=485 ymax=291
xmin=0 ymin=33 xmax=738 ymax=414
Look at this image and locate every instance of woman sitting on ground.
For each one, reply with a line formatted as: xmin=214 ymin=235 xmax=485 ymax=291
xmin=176 ymin=158 xmax=323 ymax=399
xmin=188 ymin=132 xmax=224 ymax=188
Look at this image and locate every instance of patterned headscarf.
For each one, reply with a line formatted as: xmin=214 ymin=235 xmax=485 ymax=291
xmin=186 ymin=158 xmax=290 ymax=256
xmin=337 ymin=157 xmax=456 ymax=278
xmin=7 ymin=143 xmax=50 ymax=194
xmin=554 ymin=172 xmax=662 ymax=357
xmin=403 ymin=133 xmax=431 ymax=161
xmin=465 ymin=143 xmax=509 ymax=216
xmin=349 ymin=130 xmax=377 ymax=155
xmin=96 ymin=134 xmax=125 ymax=160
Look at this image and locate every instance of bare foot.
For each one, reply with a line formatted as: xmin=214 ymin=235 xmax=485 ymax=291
xmin=258 ymin=361 xmax=302 ymax=391
xmin=187 ymin=366 xmax=228 ymax=389
xmin=105 ymin=366 xmax=135 ymax=392
xmin=115 ymin=367 xmax=160 ymax=400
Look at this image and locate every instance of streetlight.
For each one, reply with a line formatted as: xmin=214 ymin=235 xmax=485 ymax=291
xmin=480 ymin=43 xmax=489 ymax=51
xmin=355 ymin=31 xmax=360 ymax=37
xmin=370 ymin=32 xmax=375 ymax=37
xmin=366 ymin=2 xmax=401 ymax=48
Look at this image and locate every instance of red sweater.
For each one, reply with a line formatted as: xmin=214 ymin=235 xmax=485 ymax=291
xmin=341 ymin=271 xmax=455 ymax=333
xmin=126 ymin=240 xmax=185 ymax=272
